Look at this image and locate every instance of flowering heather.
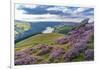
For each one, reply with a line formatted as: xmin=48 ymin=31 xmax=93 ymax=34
xmin=37 ymin=47 xmax=51 ymax=56
xmin=15 ymin=51 xmax=28 ymax=59
xmin=64 ymin=48 xmax=79 ymax=61
xmin=73 ymin=42 xmax=87 ymax=52
xmin=84 ymin=49 xmax=94 ymax=60
xmin=56 ymin=37 xmax=68 ymax=44
xmin=15 ymin=55 xmax=36 ymax=65
xmin=50 ymin=48 xmax=64 ymax=59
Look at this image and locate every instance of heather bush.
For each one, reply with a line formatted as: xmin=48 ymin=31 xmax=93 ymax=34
xmin=56 ymin=38 xmax=68 ymax=44
xmin=73 ymin=42 xmax=87 ymax=52
xmin=64 ymin=48 xmax=79 ymax=61
xmin=84 ymin=49 xmax=94 ymax=60
xmin=50 ymin=48 xmax=64 ymax=59
xmin=15 ymin=55 xmax=36 ymax=65
xmin=15 ymin=51 xmax=28 ymax=59
xmin=37 ymin=47 xmax=51 ymax=56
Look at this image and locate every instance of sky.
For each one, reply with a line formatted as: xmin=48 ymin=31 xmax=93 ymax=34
xmin=15 ymin=4 xmax=94 ymax=23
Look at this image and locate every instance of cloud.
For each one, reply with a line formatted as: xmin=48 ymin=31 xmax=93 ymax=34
xmin=15 ymin=4 xmax=94 ymax=23
xmin=46 ymin=6 xmax=72 ymax=14
xmin=73 ymin=8 xmax=94 ymax=16
xmin=46 ymin=6 xmax=65 ymax=11
xmin=42 ymin=27 xmax=54 ymax=33
xmin=73 ymin=8 xmax=87 ymax=13
xmin=15 ymin=12 xmax=85 ymax=23
xmin=16 ymin=4 xmax=37 ymax=9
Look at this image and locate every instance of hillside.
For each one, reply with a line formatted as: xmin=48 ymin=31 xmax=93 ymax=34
xmin=15 ymin=19 xmax=94 ymax=65
xmin=15 ymin=33 xmax=65 ymax=51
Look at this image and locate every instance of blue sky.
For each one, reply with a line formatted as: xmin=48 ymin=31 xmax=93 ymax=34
xmin=15 ymin=4 xmax=94 ymax=23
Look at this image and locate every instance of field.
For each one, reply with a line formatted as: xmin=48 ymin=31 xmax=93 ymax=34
xmin=15 ymin=33 xmax=65 ymax=51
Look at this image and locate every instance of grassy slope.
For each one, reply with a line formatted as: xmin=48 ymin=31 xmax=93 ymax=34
xmin=54 ymin=25 xmax=74 ymax=34
xmin=15 ymin=33 xmax=71 ymax=64
xmin=15 ymin=33 xmax=94 ymax=63
xmin=15 ymin=33 xmax=66 ymax=51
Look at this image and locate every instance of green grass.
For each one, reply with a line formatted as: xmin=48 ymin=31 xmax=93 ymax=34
xmin=15 ymin=33 xmax=65 ymax=51
xmin=15 ymin=22 xmax=31 ymax=31
xmin=54 ymin=25 xmax=74 ymax=34
xmin=72 ymin=53 xmax=85 ymax=61
xmin=15 ymin=33 xmax=70 ymax=63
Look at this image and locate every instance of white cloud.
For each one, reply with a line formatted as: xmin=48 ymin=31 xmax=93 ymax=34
xmin=76 ymin=8 xmax=85 ymax=12
xmin=16 ymin=3 xmax=37 ymax=8
xmin=46 ymin=6 xmax=71 ymax=13
xmin=22 ymin=4 xmax=37 ymax=9
xmin=62 ymin=8 xmax=71 ymax=13
xmin=46 ymin=7 xmax=92 ymax=17
xmin=73 ymin=8 xmax=89 ymax=14
xmin=47 ymin=7 xmax=91 ymax=15
xmin=42 ymin=27 xmax=54 ymax=33
xmin=15 ymin=13 xmax=85 ymax=23
xmin=47 ymin=6 xmax=64 ymax=11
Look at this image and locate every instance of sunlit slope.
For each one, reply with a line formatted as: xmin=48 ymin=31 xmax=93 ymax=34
xmin=15 ymin=33 xmax=65 ymax=50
